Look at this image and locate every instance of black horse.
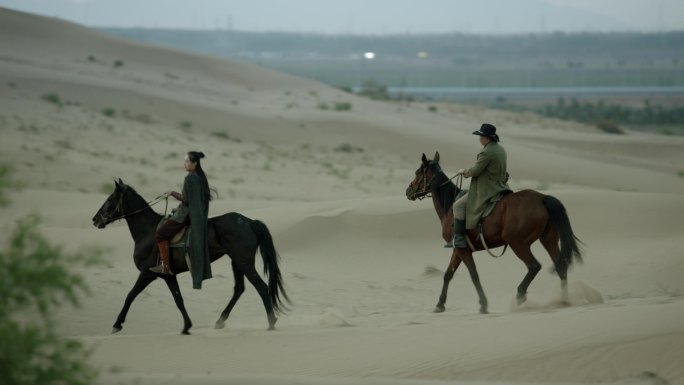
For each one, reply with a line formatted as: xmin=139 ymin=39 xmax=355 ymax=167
xmin=92 ymin=179 xmax=289 ymax=334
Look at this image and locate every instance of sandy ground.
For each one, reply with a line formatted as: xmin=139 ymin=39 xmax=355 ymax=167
xmin=2 ymin=7 xmax=684 ymax=385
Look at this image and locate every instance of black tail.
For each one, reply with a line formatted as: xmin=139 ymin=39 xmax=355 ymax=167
xmin=250 ymin=220 xmax=290 ymax=314
xmin=543 ymin=195 xmax=583 ymax=266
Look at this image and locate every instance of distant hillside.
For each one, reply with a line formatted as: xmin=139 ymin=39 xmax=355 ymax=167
xmin=100 ymin=28 xmax=684 ymax=87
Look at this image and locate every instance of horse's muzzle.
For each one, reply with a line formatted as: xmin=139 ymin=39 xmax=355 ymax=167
xmin=406 ymin=186 xmax=418 ymax=201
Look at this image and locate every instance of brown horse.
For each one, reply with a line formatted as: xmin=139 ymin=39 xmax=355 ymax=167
xmin=406 ymin=152 xmax=582 ymax=313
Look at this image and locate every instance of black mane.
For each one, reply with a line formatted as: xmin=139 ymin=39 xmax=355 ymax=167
xmin=429 ymin=161 xmax=458 ymax=215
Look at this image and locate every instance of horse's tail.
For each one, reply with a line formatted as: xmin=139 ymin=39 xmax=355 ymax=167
xmin=250 ymin=220 xmax=290 ymax=314
xmin=543 ymin=195 xmax=583 ymax=266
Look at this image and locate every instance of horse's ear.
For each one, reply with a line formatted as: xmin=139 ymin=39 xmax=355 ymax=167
xmin=117 ymin=178 xmax=124 ymax=186
xmin=434 ymin=151 xmax=440 ymax=163
xmin=421 ymin=153 xmax=428 ymax=164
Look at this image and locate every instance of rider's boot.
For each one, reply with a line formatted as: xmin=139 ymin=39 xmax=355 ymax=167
xmin=444 ymin=219 xmax=467 ymax=249
xmin=150 ymin=240 xmax=173 ymax=274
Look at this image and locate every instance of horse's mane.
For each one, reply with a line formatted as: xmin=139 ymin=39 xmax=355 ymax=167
xmin=429 ymin=162 xmax=458 ymax=215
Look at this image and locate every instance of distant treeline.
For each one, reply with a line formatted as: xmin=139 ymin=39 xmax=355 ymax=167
xmin=101 ymin=28 xmax=684 ymax=87
xmin=539 ymin=98 xmax=684 ymax=126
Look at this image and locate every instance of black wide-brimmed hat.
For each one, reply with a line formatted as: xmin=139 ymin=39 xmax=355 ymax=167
xmin=472 ymin=123 xmax=500 ymax=142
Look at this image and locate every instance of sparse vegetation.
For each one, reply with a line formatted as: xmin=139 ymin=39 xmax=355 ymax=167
xmin=334 ymin=143 xmax=364 ymax=153
xmin=334 ymin=102 xmax=352 ymax=111
xmin=179 ymin=120 xmax=193 ymax=130
xmin=357 ymin=81 xmax=390 ymax=101
xmin=0 ymin=168 xmax=102 ymax=385
xmin=318 ymin=103 xmax=330 ymax=110
xmin=101 ymin=108 xmax=116 ymax=118
xmin=678 ymin=170 xmax=684 ymax=178
xmin=87 ymin=55 xmax=96 ymax=62
xmin=113 ymin=60 xmax=124 ymax=68
xmin=41 ymin=93 xmax=63 ymax=107
xmin=428 ymin=105 xmax=438 ymax=112
xmin=596 ymin=120 xmax=625 ymax=134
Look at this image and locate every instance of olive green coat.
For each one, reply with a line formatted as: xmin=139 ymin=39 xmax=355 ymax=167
xmin=462 ymin=141 xmax=509 ymax=229
xmin=170 ymin=172 xmax=212 ymax=289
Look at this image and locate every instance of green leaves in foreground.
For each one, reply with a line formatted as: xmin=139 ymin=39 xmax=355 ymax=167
xmin=0 ymin=215 xmax=102 ymax=385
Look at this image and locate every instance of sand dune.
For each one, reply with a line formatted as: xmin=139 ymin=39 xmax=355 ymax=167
xmin=1 ymin=7 xmax=683 ymax=385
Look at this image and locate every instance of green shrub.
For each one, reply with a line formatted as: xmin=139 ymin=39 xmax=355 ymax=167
xmin=334 ymin=102 xmax=352 ymax=111
xmin=428 ymin=105 xmax=438 ymax=112
xmin=0 ymin=216 xmax=101 ymax=385
xmin=41 ymin=93 xmax=62 ymax=107
xmin=596 ymin=120 xmax=625 ymax=134
xmin=113 ymin=60 xmax=124 ymax=68
xmin=101 ymin=108 xmax=116 ymax=117
xmin=0 ymin=167 xmax=102 ymax=385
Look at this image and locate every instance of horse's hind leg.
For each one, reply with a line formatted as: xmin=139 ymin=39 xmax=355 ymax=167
xmin=215 ymin=260 xmax=245 ymax=329
xmin=162 ymin=275 xmax=193 ymax=335
xmin=510 ymin=242 xmax=542 ymax=305
xmin=460 ymin=250 xmax=489 ymax=314
xmin=113 ymin=271 xmax=156 ymax=334
xmin=540 ymin=229 xmax=569 ymax=303
xmin=240 ymin=261 xmax=277 ymax=330
xmin=434 ymin=250 xmax=461 ymax=313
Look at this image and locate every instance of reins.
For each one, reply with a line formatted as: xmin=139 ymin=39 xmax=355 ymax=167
xmin=105 ymin=192 xmax=168 ymax=223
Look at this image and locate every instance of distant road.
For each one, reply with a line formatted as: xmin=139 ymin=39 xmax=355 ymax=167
xmin=387 ymin=86 xmax=684 ymax=100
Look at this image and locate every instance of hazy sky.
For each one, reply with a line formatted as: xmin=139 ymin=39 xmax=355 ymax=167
xmin=1 ymin=0 xmax=683 ymax=34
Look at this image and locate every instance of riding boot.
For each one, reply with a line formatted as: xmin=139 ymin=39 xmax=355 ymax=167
xmin=444 ymin=219 xmax=467 ymax=249
xmin=150 ymin=240 xmax=173 ymax=274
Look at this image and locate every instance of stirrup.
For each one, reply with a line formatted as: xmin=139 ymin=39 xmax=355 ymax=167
xmin=149 ymin=263 xmax=173 ymax=275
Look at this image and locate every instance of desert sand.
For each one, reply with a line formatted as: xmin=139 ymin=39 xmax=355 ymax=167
xmin=1 ymin=7 xmax=683 ymax=385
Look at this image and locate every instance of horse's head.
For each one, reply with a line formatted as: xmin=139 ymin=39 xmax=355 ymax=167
xmin=92 ymin=178 xmax=128 ymax=229
xmin=406 ymin=151 xmax=441 ymax=201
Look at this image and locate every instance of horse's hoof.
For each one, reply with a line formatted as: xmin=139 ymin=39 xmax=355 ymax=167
xmin=516 ymin=295 xmax=527 ymax=306
xmin=182 ymin=330 xmax=191 ymax=335
xmin=433 ymin=306 xmax=445 ymax=313
xmin=480 ymin=308 xmax=489 ymax=314
xmin=214 ymin=321 xmax=225 ymax=330
xmin=112 ymin=327 xmax=122 ymax=334
xmin=268 ymin=324 xmax=276 ymax=331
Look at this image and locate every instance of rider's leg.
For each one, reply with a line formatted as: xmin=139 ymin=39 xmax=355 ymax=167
xmin=151 ymin=217 xmax=187 ymax=275
xmin=445 ymin=193 xmax=468 ymax=248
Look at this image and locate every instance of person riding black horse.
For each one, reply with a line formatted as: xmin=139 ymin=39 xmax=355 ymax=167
xmin=445 ymin=123 xmax=510 ymax=248
xmin=151 ymin=151 xmax=212 ymax=290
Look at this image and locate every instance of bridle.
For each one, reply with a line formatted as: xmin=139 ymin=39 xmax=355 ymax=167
xmin=413 ymin=164 xmax=463 ymax=201
xmin=96 ymin=187 xmax=168 ymax=226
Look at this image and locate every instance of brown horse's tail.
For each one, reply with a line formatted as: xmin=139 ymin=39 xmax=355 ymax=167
xmin=543 ymin=195 xmax=583 ymax=265
xmin=250 ymin=220 xmax=291 ymax=314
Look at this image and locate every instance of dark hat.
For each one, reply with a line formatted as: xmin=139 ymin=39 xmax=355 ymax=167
xmin=472 ymin=123 xmax=500 ymax=142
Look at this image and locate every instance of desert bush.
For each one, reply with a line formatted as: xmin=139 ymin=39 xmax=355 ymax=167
xmin=318 ymin=103 xmax=330 ymax=110
xmin=334 ymin=102 xmax=352 ymax=111
xmin=334 ymin=143 xmax=364 ymax=153
xmin=596 ymin=120 xmax=625 ymax=134
xmin=0 ymin=167 xmax=101 ymax=385
xmin=428 ymin=105 xmax=438 ymax=112
xmin=41 ymin=93 xmax=62 ymax=107
xmin=179 ymin=120 xmax=193 ymax=130
xmin=113 ymin=60 xmax=124 ymax=68
xmin=101 ymin=108 xmax=116 ymax=117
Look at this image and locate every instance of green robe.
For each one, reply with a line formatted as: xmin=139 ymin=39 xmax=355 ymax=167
xmin=170 ymin=172 xmax=212 ymax=289
xmin=462 ymin=141 xmax=509 ymax=229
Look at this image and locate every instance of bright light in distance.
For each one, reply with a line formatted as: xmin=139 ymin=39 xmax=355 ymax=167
xmin=364 ymin=52 xmax=376 ymax=59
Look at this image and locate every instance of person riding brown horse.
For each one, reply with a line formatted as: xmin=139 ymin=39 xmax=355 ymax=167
xmin=446 ymin=123 xmax=510 ymax=248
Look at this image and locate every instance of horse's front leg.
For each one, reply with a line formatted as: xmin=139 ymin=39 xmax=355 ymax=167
xmin=162 ymin=275 xmax=193 ymax=335
xmin=113 ymin=271 xmax=157 ymax=333
xmin=435 ymin=250 xmax=462 ymax=313
xmin=460 ymin=250 xmax=488 ymax=314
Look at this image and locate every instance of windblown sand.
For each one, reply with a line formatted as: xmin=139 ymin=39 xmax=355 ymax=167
xmin=1 ymin=7 xmax=683 ymax=385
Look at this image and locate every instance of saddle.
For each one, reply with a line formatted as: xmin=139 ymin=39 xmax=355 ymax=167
xmin=481 ymin=189 xmax=513 ymax=220
xmin=156 ymin=217 xmax=191 ymax=249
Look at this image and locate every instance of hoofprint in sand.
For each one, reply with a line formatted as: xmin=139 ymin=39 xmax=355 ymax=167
xmin=1 ymin=7 xmax=683 ymax=385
